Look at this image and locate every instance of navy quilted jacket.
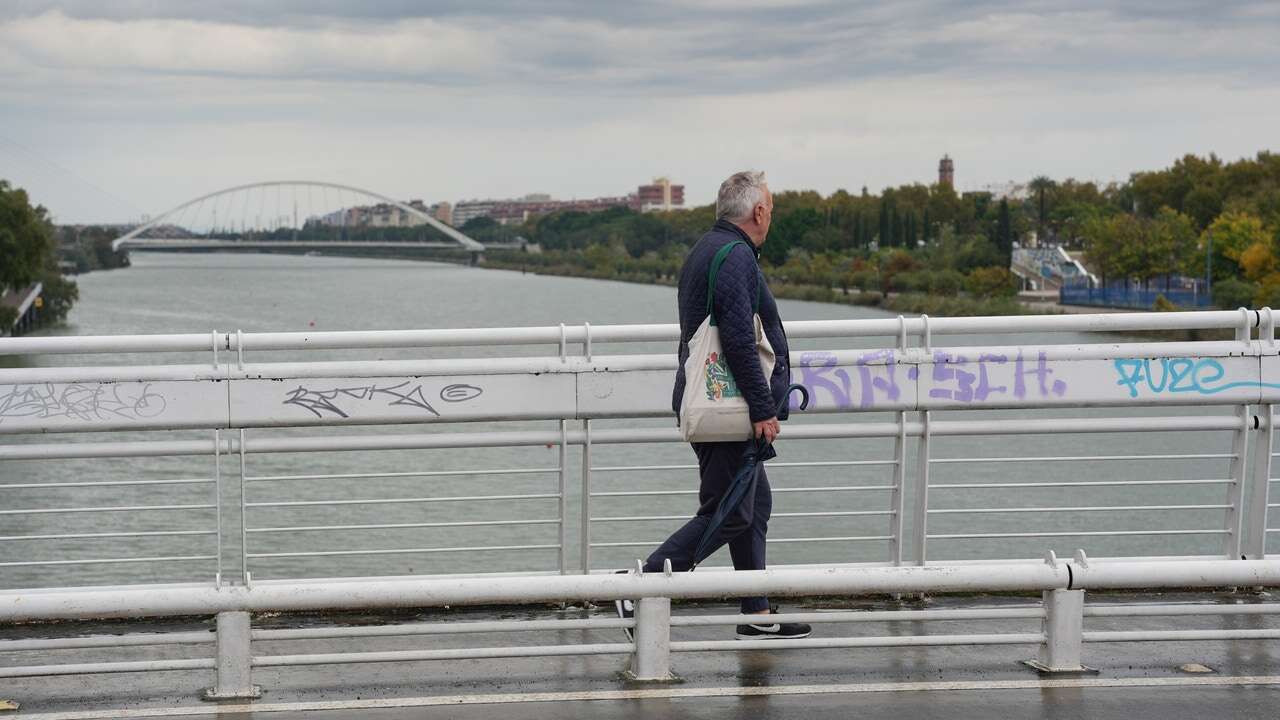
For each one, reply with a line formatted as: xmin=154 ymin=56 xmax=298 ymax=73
xmin=672 ymin=219 xmax=791 ymax=424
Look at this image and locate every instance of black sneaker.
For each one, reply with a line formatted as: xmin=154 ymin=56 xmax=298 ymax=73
xmin=735 ymin=608 xmax=811 ymax=640
xmin=613 ymin=570 xmax=635 ymax=642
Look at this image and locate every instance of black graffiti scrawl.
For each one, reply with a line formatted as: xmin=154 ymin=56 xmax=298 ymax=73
xmin=283 ymin=381 xmax=444 ymax=419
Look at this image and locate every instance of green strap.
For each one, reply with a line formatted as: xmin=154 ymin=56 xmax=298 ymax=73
xmin=706 ymin=240 xmax=761 ymax=327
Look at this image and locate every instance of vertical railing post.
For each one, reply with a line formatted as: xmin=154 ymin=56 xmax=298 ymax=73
xmin=893 ymin=314 xmax=918 ymax=567
xmin=580 ymin=418 xmax=593 ymax=574
xmin=237 ymin=429 xmax=250 ymax=585
xmin=202 ymin=611 xmax=260 ymax=700
xmin=1225 ymin=406 xmax=1251 ymax=559
xmin=629 ymin=597 xmax=674 ymax=682
xmin=558 ymin=419 xmax=569 ymax=575
xmin=890 ymin=410 xmax=908 ymax=565
xmin=1028 ymin=589 xmax=1089 ymax=673
xmin=1244 ymin=405 xmax=1273 ymax=560
xmin=909 ymin=411 xmax=930 ymax=566
xmin=1244 ymin=308 xmax=1276 ymax=560
xmin=213 ymin=429 xmax=223 ymax=586
xmin=1224 ymin=310 xmax=1253 ymax=559
xmin=215 ymin=428 xmax=249 ymax=586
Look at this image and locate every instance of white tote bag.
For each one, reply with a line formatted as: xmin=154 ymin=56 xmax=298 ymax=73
xmin=679 ymin=241 xmax=776 ymax=442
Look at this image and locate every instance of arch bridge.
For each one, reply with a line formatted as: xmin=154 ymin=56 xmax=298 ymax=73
xmin=112 ymin=181 xmax=490 ymax=258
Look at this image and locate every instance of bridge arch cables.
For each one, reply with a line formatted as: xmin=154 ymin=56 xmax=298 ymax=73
xmin=112 ymin=181 xmax=484 ymax=252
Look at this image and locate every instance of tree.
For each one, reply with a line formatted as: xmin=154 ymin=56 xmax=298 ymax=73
xmin=0 ymin=179 xmax=78 ymax=331
xmin=877 ymin=198 xmax=890 ymax=247
xmin=1082 ymin=214 xmax=1126 ymax=287
xmin=995 ymin=199 xmax=1013 ymax=263
xmin=0 ymin=180 xmax=56 ymax=291
xmin=1145 ymin=208 xmax=1197 ymax=290
xmin=1205 ymin=210 xmax=1269 ymax=263
xmin=1028 ymin=176 xmax=1056 ymax=240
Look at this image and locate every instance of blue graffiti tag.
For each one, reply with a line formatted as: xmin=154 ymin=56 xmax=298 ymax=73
xmin=1113 ymin=358 xmax=1280 ymax=398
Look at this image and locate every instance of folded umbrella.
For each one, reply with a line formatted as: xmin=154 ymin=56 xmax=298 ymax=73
xmin=690 ymin=383 xmax=809 ymax=569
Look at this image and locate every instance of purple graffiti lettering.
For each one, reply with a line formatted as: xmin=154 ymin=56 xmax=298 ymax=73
xmin=929 ymin=351 xmax=977 ymax=402
xmin=1013 ymin=351 xmax=1067 ymax=399
xmin=975 ymin=353 xmax=1009 ymax=401
xmin=854 ymin=349 xmax=900 ymax=409
xmin=796 ymin=351 xmax=853 ymax=409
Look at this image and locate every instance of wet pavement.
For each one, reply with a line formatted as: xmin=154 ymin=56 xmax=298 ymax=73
xmin=4 ymin=591 xmax=1279 ymax=719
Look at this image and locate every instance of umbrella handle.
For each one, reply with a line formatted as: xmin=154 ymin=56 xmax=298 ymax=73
xmin=779 ymin=383 xmax=809 ymax=414
xmin=752 ymin=384 xmax=810 ymax=452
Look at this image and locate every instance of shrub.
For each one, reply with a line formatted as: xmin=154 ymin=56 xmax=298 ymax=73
xmin=1212 ymin=277 xmax=1257 ymax=309
xmin=849 ymin=269 xmax=877 ymax=292
xmin=890 ymin=270 xmax=929 ymax=293
xmin=928 ymin=269 xmax=965 ymax=296
xmin=965 ymin=266 xmax=1018 ymax=298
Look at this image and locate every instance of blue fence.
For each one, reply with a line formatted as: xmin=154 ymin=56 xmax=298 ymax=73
xmin=1060 ymin=279 xmax=1212 ymax=310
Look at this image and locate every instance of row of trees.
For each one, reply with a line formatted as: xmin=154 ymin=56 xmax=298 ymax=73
xmin=480 ymin=150 xmax=1278 ymax=311
xmin=0 ymin=180 xmax=78 ymax=331
xmin=57 ymin=225 xmax=131 ymax=274
xmin=1078 ymin=152 xmax=1280 ymax=307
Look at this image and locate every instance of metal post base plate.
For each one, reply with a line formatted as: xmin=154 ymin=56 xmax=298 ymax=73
xmin=620 ymin=669 xmax=683 ymax=684
xmin=1021 ymin=659 xmax=1099 ymax=675
xmin=202 ymin=685 xmax=263 ymax=701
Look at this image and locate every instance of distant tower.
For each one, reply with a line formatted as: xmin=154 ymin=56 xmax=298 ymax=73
xmin=938 ymin=155 xmax=954 ymax=186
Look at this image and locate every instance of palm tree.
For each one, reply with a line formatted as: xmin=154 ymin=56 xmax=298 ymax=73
xmin=1028 ymin=176 xmax=1057 ymax=243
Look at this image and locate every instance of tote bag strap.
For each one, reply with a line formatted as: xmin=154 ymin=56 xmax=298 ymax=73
xmin=706 ymin=240 xmax=761 ymax=327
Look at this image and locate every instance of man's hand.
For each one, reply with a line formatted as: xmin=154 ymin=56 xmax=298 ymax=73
xmin=753 ymin=416 xmax=780 ymax=444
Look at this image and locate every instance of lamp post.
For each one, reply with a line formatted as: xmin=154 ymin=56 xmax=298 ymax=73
xmin=1205 ymin=231 xmax=1213 ymax=300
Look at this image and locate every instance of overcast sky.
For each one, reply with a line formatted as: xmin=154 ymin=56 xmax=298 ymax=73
xmin=1 ymin=1 xmax=1277 ymax=224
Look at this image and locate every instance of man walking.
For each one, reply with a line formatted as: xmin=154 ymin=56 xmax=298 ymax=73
xmin=618 ymin=171 xmax=810 ymax=641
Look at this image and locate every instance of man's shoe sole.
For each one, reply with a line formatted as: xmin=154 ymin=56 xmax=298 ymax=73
xmin=734 ymin=630 xmax=812 ymax=640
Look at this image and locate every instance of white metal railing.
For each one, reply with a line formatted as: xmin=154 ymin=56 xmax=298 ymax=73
xmin=2 ymin=309 xmax=1279 ymax=698
xmin=0 ymin=309 xmax=1275 ymax=584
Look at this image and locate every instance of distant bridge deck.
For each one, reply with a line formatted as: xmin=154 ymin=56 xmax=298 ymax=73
xmin=115 ymin=238 xmax=503 ymax=251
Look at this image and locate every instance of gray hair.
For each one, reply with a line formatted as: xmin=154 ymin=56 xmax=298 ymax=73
xmin=716 ymin=171 xmax=768 ymax=221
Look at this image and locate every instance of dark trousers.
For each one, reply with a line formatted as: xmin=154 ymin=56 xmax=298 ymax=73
xmin=642 ymin=440 xmax=772 ymax=614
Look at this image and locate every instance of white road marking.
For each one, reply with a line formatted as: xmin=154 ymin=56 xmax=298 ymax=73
xmin=15 ymin=675 xmax=1280 ymax=719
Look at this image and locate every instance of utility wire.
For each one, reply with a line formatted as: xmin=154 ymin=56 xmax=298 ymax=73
xmin=0 ymin=132 xmax=147 ymax=220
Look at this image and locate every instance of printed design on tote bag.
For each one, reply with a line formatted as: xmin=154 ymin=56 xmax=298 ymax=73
xmin=703 ymin=351 xmax=741 ymax=400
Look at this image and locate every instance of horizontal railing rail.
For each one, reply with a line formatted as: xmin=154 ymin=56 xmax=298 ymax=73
xmin=0 ymin=558 xmax=1278 ymax=689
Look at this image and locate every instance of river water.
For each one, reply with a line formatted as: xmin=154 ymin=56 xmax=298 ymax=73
xmin=0 ymin=253 xmax=1244 ymax=589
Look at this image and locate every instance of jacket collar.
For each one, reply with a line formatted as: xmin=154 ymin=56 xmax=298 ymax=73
xmin=712 ymin=218 xmax=760 ymax=259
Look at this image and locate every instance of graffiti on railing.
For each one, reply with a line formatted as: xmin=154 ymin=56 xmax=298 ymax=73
xmin=795 ymin=349 xmax=1069 ymax=408
xmin=439 ymin=383 xmax=484 ymax=403
xmin=795 ymin=350 xmax=901 ymax=409
xmin=925 ymin=350 xmax=1068 ymax=403
xmin=0 ymin=382 xmax=167 ymax=423
xmin=284 ymin=381 xmax=440 ymax=418
xmin=1113 ymin=358 xmax=1280 ymax=398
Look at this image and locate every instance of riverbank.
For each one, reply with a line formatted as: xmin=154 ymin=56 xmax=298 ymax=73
xmin=478 ymin=253 xmax=1237 ymax=341
xmin=480 ymin=253 xmax=1040 ymax=317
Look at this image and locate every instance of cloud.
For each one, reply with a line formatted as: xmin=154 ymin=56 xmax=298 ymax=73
xmin=3 ymin=3 xmax=1277 ymax=93
xmin=0 ymin=2 xmax=1276 ymax=223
